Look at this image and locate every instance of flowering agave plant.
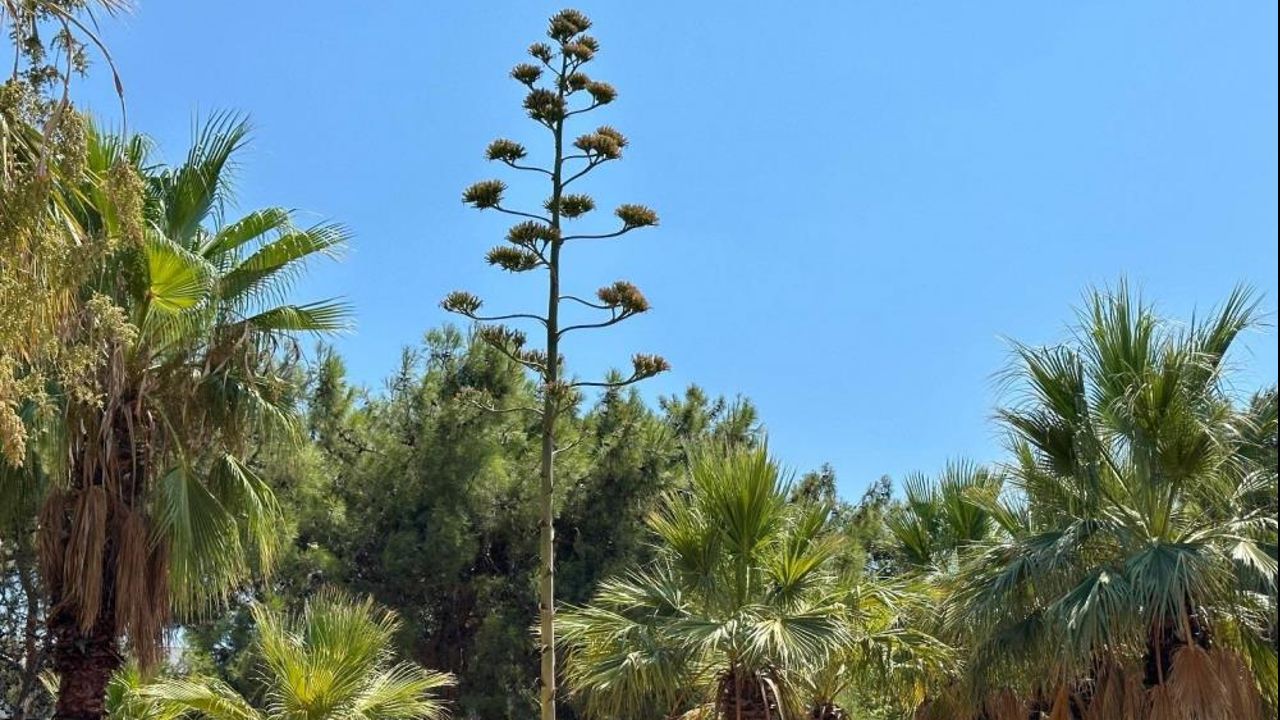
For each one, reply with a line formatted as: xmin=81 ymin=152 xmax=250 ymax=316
xmin=442 ymin=9 xmax=666 ymax=718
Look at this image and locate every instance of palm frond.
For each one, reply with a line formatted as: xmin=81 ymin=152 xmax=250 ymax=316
xmin=159 ymin=111 xmax=251 ymax=245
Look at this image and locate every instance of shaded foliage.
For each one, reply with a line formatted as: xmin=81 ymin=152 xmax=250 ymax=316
xmin=182 ymin=329 xmax=763 ymax=719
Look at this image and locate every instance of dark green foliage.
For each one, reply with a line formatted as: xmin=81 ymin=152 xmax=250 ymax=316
xmin=181 ymin=327 xmax=767 ymax=719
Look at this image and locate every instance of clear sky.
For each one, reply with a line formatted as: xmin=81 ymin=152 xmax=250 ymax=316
xmin=79 ymin=1 xmax=1278 ymax=497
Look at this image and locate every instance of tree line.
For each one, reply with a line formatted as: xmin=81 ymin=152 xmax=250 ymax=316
xmin=3 ymin=4 xmax=1276 ymax=720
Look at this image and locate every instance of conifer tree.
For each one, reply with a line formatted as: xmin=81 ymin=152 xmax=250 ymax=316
xmin=442 ymin=9 xmax=666 ymax=717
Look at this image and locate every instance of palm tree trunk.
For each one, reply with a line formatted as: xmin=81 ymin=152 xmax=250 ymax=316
xmin=48 ymin=605 xmax=119 ymax=720
xmin=12 ymin=537 xmax=47 ymax=720
xmin=718 ymin=669 xmax=776 ymax=720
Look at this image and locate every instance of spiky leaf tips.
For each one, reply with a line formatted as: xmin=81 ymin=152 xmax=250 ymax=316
xmin=512 ymin=63 xmax=543 ymax=86
xmin=462 ymin=179 xmax=505 ymax=209
xmin=440 ymin=10 xmax=665 ymax=719
xmin=529 ymin=42 xmax=554 ymax=63
xmin=585 ymin=81 xmax=616 ymax=105
xmin=597 ymin=280 xmax=650 ymax=315
xmin=525 ymin=88 xmax=567 ymax=124
xmin=616 ymin=204 xmax=659 ymax=228
xmin=563 ymin=40 xmax=597 ymax=63
xmin=486 ymin=139 xmax=527 ymax=163
xmin=476 ymin=324 xmax=526 ymax=353
xmin=441 ymin=291 xmax=483 ymax=316
xmin=486 ymin=246 xmax=542 ymax=272
xmin=630 ymin=353 xmax=671 ymax=380
xmin=548 ymin=8 xmax=592 ymax=41
xmin=507 ymin=220 xmax=559 ymax=249
xmin=574 ymin=128 xmax=626 ymax=160
xmin=547 ymin=194 xmax=595 ymax=219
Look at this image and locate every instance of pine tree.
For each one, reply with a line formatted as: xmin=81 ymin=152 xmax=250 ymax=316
xmin=442 ymin=9 xmax=666 ymax=717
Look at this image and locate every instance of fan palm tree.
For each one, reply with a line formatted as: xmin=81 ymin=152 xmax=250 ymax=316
xmin=938 ymin=284 xmax=1278 ymax=719
xmin=884 ymin=460 xmax=1002 ymax=571
xmin=1 ymin=113 xmax=350 ymax=720
xmin=128 ymin=592 xmax=453 ymax=720
xmin=559 ymin=447 xmax=851 ymax=720
xmin=794 ymin=577 xmax=953 ymax=720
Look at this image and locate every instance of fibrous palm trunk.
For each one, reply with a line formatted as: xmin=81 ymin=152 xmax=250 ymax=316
xmin=40 ymin=412 xmax=148 ymax=720
xmin=46 ymin=577 xmax=120 ymax=720
xmin=717 ymin=669 xmax=780 ymax=720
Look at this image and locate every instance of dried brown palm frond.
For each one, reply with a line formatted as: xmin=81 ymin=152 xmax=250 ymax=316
xmin=111 ymin=504 xmax=168 ymax=667
xmin=1147 ymin=683 xmax=1184 ymax=720
xmin=1212 ymin=649 xmax=1265 ymax=720
xmin=1084 ymin=664 xmax=1145 ymax=720
xmin=983 ymin=689 xmax=1027 ymax=720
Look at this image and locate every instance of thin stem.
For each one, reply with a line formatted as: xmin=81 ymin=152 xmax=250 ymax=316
xmin=493 ymin=204 xmax=551 ymax=224
xmin=471 ymin=312 xmax=548 ymax=326
xmin=571 ymin=371 xmax=650 ymax=390
xmin=536 ymin=46 xmax=570 ymax=720
xmin=552 ymin=436 xmax=583 ymax=456
xmin=477 ymin=334 xmax=547 ymax=374
xmin=460 ymin=393 xmax=542 ymax=417
xmin=559 ymin=294 xmax=611 ymax=310
xmin=561 ymin=225 xmax=635 ymax=242
xmin=41 ymin=1 xmax=127 ymax=129
xmin=558 ymin=311 xmax=634 ymax=338
xmin=562 ymin=159 xmax=607 ymax=187
xmin=502 ymin=159 xmax=552 ymax=176
xmin=565 ymin=101 xmax=603 ymax=117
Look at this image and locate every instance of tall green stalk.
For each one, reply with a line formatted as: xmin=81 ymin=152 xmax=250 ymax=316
xmin=444 ymin=10 xmax=666 ymax=718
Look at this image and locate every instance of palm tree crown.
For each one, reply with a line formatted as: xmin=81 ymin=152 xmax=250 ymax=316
xmin=931 ymin=284 xmax=1278 ymax=719
xmin=560 ymin=447 xmax=851 ymax=719
xmin=128 ymin=592 xmax=453 ymax=720
xmin=2 ymin=112 xmax=350 ymax=719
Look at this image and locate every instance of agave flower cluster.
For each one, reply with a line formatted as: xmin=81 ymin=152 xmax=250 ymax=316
xmin=442 ymin=10 xmax=667 ymax=718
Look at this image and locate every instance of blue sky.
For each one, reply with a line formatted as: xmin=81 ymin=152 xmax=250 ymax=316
xmin=80 ymin=1 xmax=1278 ymax=497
